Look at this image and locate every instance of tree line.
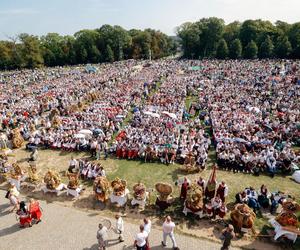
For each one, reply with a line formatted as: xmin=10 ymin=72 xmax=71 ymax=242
xmin=177 ymin=17 xmax=300 ymax=59
xmin=0 ymin=25 xmax=177 ymax=70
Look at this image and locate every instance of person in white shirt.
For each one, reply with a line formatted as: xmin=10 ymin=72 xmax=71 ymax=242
xmin=115 ymin=213 xmax=124 ymax=242
xmin=97 ymin=223 xmax=108 ymax=250
xmin=143 ymin=217 xmax=151 ymax=236
xmin=143 ymin=217 xmax=151 ymax=248
xmin=161 ymin=216 xmax=179 ymax=250
xmin=99 ymin=166 xmax=106 ymax=177
xmin=134 ymin=225 xmax=148 ymax=250
xmin=68 ymin=157 xmax=77 ymax=173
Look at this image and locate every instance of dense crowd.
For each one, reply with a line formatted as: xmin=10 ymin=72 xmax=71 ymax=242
xmin=1 ymin=59 xmax=299 ymax=177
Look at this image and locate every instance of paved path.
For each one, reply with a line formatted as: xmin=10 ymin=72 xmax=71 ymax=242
xmin=0 ymin=190 xmax=230 ymax=250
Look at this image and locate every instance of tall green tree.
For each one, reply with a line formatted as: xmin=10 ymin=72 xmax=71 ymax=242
xmin=177 ymin=22 xmax=201 ymax=58
xmin=274 ymin=35 xmax=292 ymax=58
xmin=105 ymin=44 xmax=114 ymax=62
xmin=223 ymin=21 xmax=241 ymax=44
xmin=259 ymin=35 xmax=274 ymax=58
xmin=19 ymin=33 xmax=43 ymax=68
xmin=244 ymin=40 xmax=258 ymax=59
xmin=41 ymin=33 xmax=65 ymax=66
xmin=288 ymin=22 xmax=300 ymax=58
xmin=239 ymin=20 xmax=260 ymax=46
xmin=0 ymin=41 xmax=12 ymax=69
xmin=216 ymin=39 xmax=228 ymax=59
xmin=229 ymin=39 xmax=242 ymax=59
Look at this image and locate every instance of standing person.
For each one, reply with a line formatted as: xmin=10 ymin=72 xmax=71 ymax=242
xmin=205 ymin=165 xmax=217 ymax=201
xmin=17 ymin=201 xmax=32 ymax=228
xmin=7 ymin=183 xmax=20 ymax=212
xmin=102 ymin=140 xmax=108 ymax=160
xmin=90 ymin=139 xmax=97 ymax=158
xmin=216 ymin=181 xmax=229 ymax=203
xmin=134 ymin=225 xmax=148 ymax=250
xmin=180 ymin=177 xmax=189 ymax=201
xmin=115 ymin=213 xmax=124 ymax=242
xmin=220 ymin=224 xmax=235 ymax=250
xmin=97 ymin=223 xmax=108 ymax=250
xmin=143 ymin=217 xmax=152 ymax=250
xmin=68 ymin=156 xmax=77 ymax=173
xmin=161 ymin=216 xmax=179 ymax=250
xmin=96 ymin=142 xmax=102 ymax=160
xmin=143 ymin=217 xmax=151 ymax=236
xmin=29 ymin=198 xmax=42 ymax=224
xmin=196 ymin=176 xmax=206 ymax=191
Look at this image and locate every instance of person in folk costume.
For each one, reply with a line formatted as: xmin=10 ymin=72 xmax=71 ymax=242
xmin=17 ymin=201 xmax=32 ymax=228
xmin=258 ymin=184 xmax=269 ymax=209
xmin=29 ymin=198 xmax=42 ymax=224
xmin=204 ymin=200 xmax=213 ymax=218
xmin=205 ymin=165 xmax=217 ymax=201
xmin=216 ymin=181 xmax=229 ymax=203
xmin=211 ymin=194 xmax=222 ymax=219
xmin=235 ymin=191 xmax=248 ymax=204
xmin=116 ymin=144 xmax=122 ymax=158
xmin=197 ymin=176 xmax=206 ymax=193
xmin=180 ymin=177 xmax=189 ymax=201
xmin=218 ymin=203 xmax=228 ymax=220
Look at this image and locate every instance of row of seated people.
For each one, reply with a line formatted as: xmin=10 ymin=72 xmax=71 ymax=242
xmin=235 ymin=184 xmax=293 ymax=214
xmin=217 ymin=146 xmax=295 ymax=176
xmin=68 ymin=158 xmax=106 ymax=180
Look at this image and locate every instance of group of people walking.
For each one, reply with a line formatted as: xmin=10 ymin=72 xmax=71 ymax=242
xmin=96 ymin=214 xmax=179 ymax=250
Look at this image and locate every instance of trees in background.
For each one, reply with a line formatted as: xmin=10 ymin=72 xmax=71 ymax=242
xmin=0 ymin=25 xmax=177 ymax=70
xmin=177 ymin=18 xmax=300 ymax=59
xmin=1 ymin=18 xmax=300 ymax=70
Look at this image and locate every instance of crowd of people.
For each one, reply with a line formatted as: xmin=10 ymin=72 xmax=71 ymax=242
xmin=96 ymin=214 xmax=180 ymax=250
xmin=1 ymin=59 xmax=299 ymax=176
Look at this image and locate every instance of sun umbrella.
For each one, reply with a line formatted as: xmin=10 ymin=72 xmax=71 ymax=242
xmin=167 ymin=113 xmax=177 ymax=119
xmin=79 ymin=129 xmax=93 ymax=135
xmin=150 ymin=113 xmax=160 ymax=118
xmin=143 ymin=111 xmax=153 ymax=116
xmin=93 ymin=128 xmax=104 ymax=135
xmin=74 ymin=133 xmax=85 ymax=139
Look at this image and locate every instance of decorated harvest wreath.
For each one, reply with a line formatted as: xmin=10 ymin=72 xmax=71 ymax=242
xmin=230 ymin=203 xmax=256 ymax=233
xmin=93 ymin=176 xmax=110 ymax=202
xmin=185 ymin=183 xmax=203 ymax=213
xmin=275 ymin=199 xmax=300 ymax=231
xmin=132 ymin=182 xmax=147 ymax=201
xmin=67 ymin=172 xmax=80 ymax=190
xmin=11 ymin=128 xmax=24 ymax=149
xmin=276 ymin=212 xmax=299 ymax=227
xmin=155 ymin=182 xmax=173 ymax=202
xmin=27 ymin=164 xmax=39 ymax=183
xmin=44 ymin=169 xmax=61 ymax=190
xmin=111 ymin=177 xmax=127 ymax=196
xmin=10 ymin=163 xmax=24 ymax=180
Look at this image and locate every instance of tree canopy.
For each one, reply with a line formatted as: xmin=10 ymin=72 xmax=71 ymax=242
xmin=177 ymin=18 xmax=300 ymax=59
xmin=0 ymin=25 xmax=177 ymax=70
